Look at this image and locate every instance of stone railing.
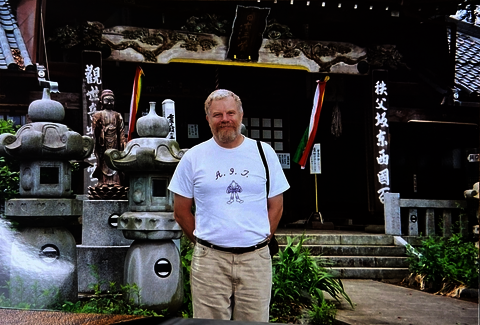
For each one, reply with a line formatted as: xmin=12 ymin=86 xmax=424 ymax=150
xmin=384 ymin=193 xmax=467 ymax=237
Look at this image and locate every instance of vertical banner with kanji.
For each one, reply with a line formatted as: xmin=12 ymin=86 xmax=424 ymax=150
xmin=372 ymin=70 xmax=390 ymax=209
xmin=82 ymin=51 xmax=102 ymax=194
xmin=162 ymin=99 xmax=176 ymax=140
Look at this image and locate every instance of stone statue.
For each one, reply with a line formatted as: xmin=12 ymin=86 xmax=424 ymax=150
xmin=88 ymin=89 xmax=128 ymax=199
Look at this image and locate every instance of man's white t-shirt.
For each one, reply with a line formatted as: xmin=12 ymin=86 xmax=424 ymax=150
xmin=168 ymin=136 xmax=290 ymax=247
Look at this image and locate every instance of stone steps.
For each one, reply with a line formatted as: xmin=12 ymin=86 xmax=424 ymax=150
xmin=314 ymin=256 xmax=409 ymax=268
xmin=275 ymin=232 xmax=412 ymax=279
xmin=327 ymin=267 xmax=410 ymax=279
xmin=303 ymin=244 xmax=406 ymax=256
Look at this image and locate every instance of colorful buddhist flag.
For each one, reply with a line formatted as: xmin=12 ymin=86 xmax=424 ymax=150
xmin=128 ymin=66 xmax=145 ymax=141
xmin=293 ymin=76 xmax=329 ymax=169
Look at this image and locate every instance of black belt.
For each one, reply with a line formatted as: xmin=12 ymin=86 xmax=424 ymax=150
xmin=195 ymin=237 xmax=269 ymax=254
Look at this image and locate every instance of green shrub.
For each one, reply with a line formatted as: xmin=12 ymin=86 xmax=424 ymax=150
xmin=406 ymin=232 xmax=479 ymax=290
xmin=270 ymin=235 xmax=353 ymax=323
xmin=60 ymin=282 xmax=162 ymax=316
xmin=0 ymin=119 xmax=20 ymax=203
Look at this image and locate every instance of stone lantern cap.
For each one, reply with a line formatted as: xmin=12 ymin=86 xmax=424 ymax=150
xmin=105 ymin=138 xmax=186 ymax=172
xmin=0 ymin=88 xmax=94 ymax=160
xmin=104 ymin=102 xmax=187 ymax=172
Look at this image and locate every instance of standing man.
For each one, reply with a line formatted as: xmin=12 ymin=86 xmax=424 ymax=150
xmin=168 ymin=89 xmax=289 ymax=322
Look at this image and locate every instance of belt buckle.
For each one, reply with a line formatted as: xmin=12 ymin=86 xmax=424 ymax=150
xmin=232 ymin=247 xmax=244 ymax=254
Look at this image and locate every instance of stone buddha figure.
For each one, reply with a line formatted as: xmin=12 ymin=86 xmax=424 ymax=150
xmin=88 ymin=89 xmax=128 ymax=199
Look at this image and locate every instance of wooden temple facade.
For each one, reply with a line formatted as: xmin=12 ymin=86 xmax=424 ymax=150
xmin=1 ymin=0 xmax=478 ymax=231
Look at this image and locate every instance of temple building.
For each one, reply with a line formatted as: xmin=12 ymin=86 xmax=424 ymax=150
xmin=0 ymin=0 xmax=478 ymax=230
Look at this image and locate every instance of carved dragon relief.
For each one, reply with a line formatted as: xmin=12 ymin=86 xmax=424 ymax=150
xmin=103 ymin=27 xmax=405 ymax=72
xmin=264 ymin=39 xmax=407 ymax=72
xmin=264 ymin=39 xmax=367 ymax=72
xmin=102 ymin=28 xmax=217 ymax=62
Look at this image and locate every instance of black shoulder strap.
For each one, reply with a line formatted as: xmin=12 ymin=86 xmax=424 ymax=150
xmin=256 ymin=140 xmax=270 ymax=197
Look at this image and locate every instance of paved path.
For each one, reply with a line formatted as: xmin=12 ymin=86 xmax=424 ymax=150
xmin=334 ymin=280 xmax=478 ymax=325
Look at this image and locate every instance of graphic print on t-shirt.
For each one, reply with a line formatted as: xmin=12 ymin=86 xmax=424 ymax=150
xmin=226 ymin=180 xmax=244 ymax=204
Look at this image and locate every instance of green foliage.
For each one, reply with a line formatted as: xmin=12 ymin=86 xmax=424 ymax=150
xmin=406 ymin=232 xmax=479 ymax=289
xmin=270 ymin=235 xmax=353 ymax=323
xmin=0 ymin=276 xmax=61 ymax=310
xmin=307 ymin=299 xmax=337 ymax=325
xmin=60 ymin=282 xmax=161 ymax=316
xmin=0 ymin=120 xmax=20 ymax=203
xmin=0 ymin=119 xmax=19 ymax=134
xmin=179 ymin=236 xmax=194 ymax=318
xmin=59 ymin=266 xmax=162 ymax=317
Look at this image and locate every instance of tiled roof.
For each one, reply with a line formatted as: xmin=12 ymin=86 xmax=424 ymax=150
xmin=0 ymin=0 xmax=33 ymax=70
xmin=455 ymin=32 xmax=480 ymax=95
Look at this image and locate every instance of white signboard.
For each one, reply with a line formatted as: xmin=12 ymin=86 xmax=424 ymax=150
xmin=277 ymin=153 xmax=290 ymax=169
xmin=310 ymin=143 xmax=321 ymax=174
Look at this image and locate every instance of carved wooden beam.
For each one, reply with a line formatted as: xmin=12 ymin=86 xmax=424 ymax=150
xmin=102 ymin=25 xmax=370 ymax=74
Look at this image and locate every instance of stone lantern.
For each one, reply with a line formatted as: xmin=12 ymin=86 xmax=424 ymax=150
xmin=104 ymin=102 xmax=186 ymax=313
xmin=0 ymin=88 xmax=94 ymax=308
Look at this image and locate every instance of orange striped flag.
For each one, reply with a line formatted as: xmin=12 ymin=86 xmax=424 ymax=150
xmin=128 ymin=66 xmax=145 ymax=141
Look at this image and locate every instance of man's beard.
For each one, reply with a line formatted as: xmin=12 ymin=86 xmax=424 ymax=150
xmin=214 ymin=124 xmax=240 ymax=143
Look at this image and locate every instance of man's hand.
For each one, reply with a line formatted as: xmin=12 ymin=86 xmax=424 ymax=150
xmin=173 ymin=194 xmax=196 ymax=242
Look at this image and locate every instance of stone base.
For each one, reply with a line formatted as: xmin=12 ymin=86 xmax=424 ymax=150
xmin=9 ymin=227 xmax=78 ymax=308
xmin=124 ymin=240 xmax=183 ymax=313
xmin=77 ymin=245 xmax=129 ymax=293
xmin=81 ymin=200 xmax=132 ymax=246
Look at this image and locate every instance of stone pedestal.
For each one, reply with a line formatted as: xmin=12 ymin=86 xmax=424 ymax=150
xmin=0 ymin=220 xmax=12 ymax=299
xmin=10 ymin=227 xmax=77 ymax=308
xmin=77 ymin=245 xmax=129 ymax=293
xmin=77 ymin=200 xmax=132 ymax=293
xmin=124 ymin=240 xmax=183 ymax=312
xmin=81 ymin=200 xmax=132 ymax=246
